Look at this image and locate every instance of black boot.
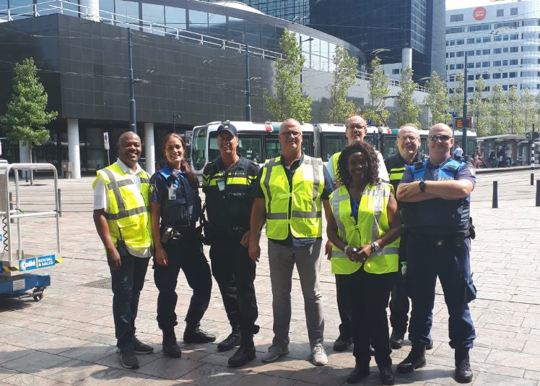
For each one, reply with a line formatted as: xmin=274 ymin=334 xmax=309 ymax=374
xmin=228 ymin=333 xmax=256 ymax=368
xmin=346 ymin=362 xmax=370 ymax=384
xmin=333 ymin=334 xmax=353 ymax=352
xmin=217 ymin=328 xmax=241 ymax=352
xmin=455 ymin=348 xmax=473 ymax=383
xmin=390 ymin=330 xmax=405 ymax=350
xmin=397 ymin=343 xmax=426 ymax=373
xmin=183 ymin=324 xmax=216 ymax=344
xmin=162 ymin=329 xmax=182 ymax=358
xmin=379 ymin=363 xmax=394 ymax=385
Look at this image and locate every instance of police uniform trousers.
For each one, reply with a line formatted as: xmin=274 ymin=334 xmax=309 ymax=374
xmin=334 ymin=274 xmax=353 ymax=340
xmin=110 ymin=252 xmax=150 ymax=350
xmin=406 ymin=232 xmax=476 ymax=349
xmin=154 ymin=234 xmax=212 ymax=330
xmin=340 ymin=268 xmax=394 ymax=367
xmin=209 ymin=234 xmax=258 ymax=334
xmin=389 ymin=232 xmax=410 ymax=336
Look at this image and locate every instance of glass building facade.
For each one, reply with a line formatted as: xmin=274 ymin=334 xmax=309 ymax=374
xmin=235 ymin=0 xmax=310 ymax=24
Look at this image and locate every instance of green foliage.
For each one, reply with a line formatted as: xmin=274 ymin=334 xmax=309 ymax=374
xmin=507 ymin=86 xmax=524 ymax=134
xmin=0 ymin=58 xmax=57 ymax=151
xmin=265 ymin=30 xmax=312 ymax=123
xmin=327 ymin=46 xmax=358 ymax=123
xmin=425 ymin=71 xmax=451 ymax=126
xmin=449 ymin=72 xmax=464 ymax=118
xmin=395 ymin=67 xmax=421 ymax=127
xmin=489 ymin=84 xmax=509 ymax=135
xmin=469 ymin=77 xmax=489 ymax=136
xmin=362 ymin=56 xmax=390 ymax=126
xmin=521 ymin=89 xmax=536 ymax=132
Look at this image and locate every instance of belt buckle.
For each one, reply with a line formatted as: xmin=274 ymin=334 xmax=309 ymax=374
xmin=435 ymin=239 xmax=444 ymax=247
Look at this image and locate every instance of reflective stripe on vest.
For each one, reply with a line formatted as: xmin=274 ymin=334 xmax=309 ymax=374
xmin=330 ymin=184 xmax=399 ymax=275
xmin=388 ymin=166 xmax=405 ymax=183
xmin=330 ymin=152 xmax=341 ymax=186
xmin=261 ymin=155 xmax=324 ymax=240
xmin=95 ymin=164 xmax=152 ymax=252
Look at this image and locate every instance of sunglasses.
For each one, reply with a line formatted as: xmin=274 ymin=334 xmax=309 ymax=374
xmin=429 ymin=134 xmax=452 ymax=142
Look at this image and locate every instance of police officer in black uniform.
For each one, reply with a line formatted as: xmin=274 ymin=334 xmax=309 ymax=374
xmin=150 ymin=133 xmax=216 ymax=359
xmin=396 ymin=124 xmax=476 ymax=384
xmin=384 ymin=124 xmax=426 ymax=350
xmin=202 ymin=122 xmax=260 ymax=367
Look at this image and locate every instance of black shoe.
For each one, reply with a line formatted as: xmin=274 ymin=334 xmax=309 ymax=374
xmin=390 ymin=330 xmax=404 ymax=350
xmin=397 ymin=343 xmax=426 ymax=374
xmin=426 ymin=340 xmax=434 ymax=350
xmin=120 ymin=349 xmax=139 ymax=369
xmin=333 ymin=334 xmax=353 ymax=352
xmin=183 ymin=326 xmax=216 ymax=344
xmin=346 ymin=364 xmax=370 ymax=384
xmin=228 ymin=344 xmax=256 ymax=367
xmin=379 ymin=364 xmax=395 ymax=385
xmin=455 ymin=349 xmax=473 ymax=383
xmin=162 ymin=330 xmax=182 ymax=358
xmin=218 ymin=331 xmax=241 ymax=352
xmin=133 ymin=337 xmax=153 ymax=354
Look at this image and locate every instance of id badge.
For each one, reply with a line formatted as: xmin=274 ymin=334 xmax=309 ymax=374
xmin=217 ymin=179 xmax=226 ymax=191
xmin=168 ymin=186 xmax=176 ymax=200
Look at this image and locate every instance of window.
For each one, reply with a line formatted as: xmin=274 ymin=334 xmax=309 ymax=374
xmin=456 ymin=51 xmax=464 ymax=57
xmin=467 ymin=74 xmax=474 ymax=81
xmin=456 ymin=63 xmax=464 ymax=69
xmin=450 ymin=14 xmax=464 ymax=22
xmin=467 ymin=38 xmax=475 ymax=44
xmin=502 ymin=85 xmax=508 ymax=90
xmin=456 ymin=39 xmax=464 ymax=45
xmin=142 ymin=3 xmax=165 ymax=35
xmin=115 ymin=0 xmax=139 ymax=25
xmin=493 ymin=60 xmax=501 ymax=66
xmin=467 ymin=87 xmax=474 ymax=93
xmin=509 ymin=72 xmax=517 ymax=78
xmin=483 ymin=49 xmax=490 ymax=55
xmin=502 ymin=73 xmax=508 ymax=78
xmin=449 ymin=75 xmax=455 ymax=82
xmin=449 ymin=40 xmax=455 ymax=46
xmin=510 ymin=59 xmax=518 ymax=65
xmin=476 ymin=49 xmax=481 ymax=56
xmin=510 ymin=34 xmax=519 ymax=40
xmin=188 ymin=10 xmax=208 ymax=33
xmin=476 ymin=62 xmax=481 ymax=68
xmin=494 ymin=48 xmax=502 ymax=54
xmin=447 ymin=27 xmax=464 ymax=34
xmin=503 ymin=47 xmax=509 ymax=53
xmin=483 ymin=36 xmax=491 ymax=43
xmin=484 ymin=86 xmax=490 ymax=92
xmin=497 ymin=9 xmax=504 ymax=17
xmin=509 ymin=46 xmax=518 ymax=52
xmin=467 ymin=63 xmax=474 ymax=69
xmin=502 ymin=60 xmax=508 ymax=66
xmin=449 ymin=64 xmax=455 ymax=70
xmin=522 ymin=45 xmax=539 ymax=52
xmin=510 ymin=7 xmax=518 ymax=16
xmin=165 ymin=7 xmax=186 ymax=32
xmin=449 ymin=52 xmax=455 ymax=58
xmin=482 ymin=73 xmax=490 ymax=80
xmin=469 ymin=24 xmax=490 ymax=32
xmin=392 ymin=69 xmax=400 ymax=75
xmin=494 ymin=35 xmax=502 ymax=42
xmin=482 ymin=61 xmax=490 ymax=67
xmin=467 ymin=50 xmax=474 ymax=56
xmin=475 ymin=37 xmax=482 ymax=43
xmin=493 ymin=73 xmax=501 ymax=79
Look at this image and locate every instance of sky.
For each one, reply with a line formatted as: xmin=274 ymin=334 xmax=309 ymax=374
xmin=446 ymin=0 xmax=517 ymax=10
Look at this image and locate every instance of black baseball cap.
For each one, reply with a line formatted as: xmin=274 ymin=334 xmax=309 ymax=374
xmin=216 ymin=121 xmax=237 ymax=137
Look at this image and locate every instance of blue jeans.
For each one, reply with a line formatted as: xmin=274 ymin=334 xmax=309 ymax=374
xmin=407 ymin=233 xmax=476 ymax=349
xmin=110 ymin=253 xmax=150 ymax=351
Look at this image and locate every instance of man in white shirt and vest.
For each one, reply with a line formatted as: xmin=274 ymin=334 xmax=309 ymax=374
xmin=249 ymin=118 xmax=333 ymax=366
xmin=93 ymin=131 xmax=153 ymax=370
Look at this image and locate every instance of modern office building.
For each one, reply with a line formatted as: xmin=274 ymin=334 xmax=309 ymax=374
xmin=0 ymin=0 xmax=364 ymax=177
xmin=446 ymin=0 xmax=540 ymax=97
xmin=235 ymin=0 xmax=446 ymax=80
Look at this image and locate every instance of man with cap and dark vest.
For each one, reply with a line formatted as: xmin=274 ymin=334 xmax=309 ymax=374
xmin=396 ymin=123 xmax=476 ymax=384
xmin=93 ymin=131 xmax=154 ymax=370
xmin=384 ymin=124 xmax=424 ymax=350
xmin=202 ymin=122 xmax=260 ymax=367
xmin=249 ymin=118 xmax=333 ymax=366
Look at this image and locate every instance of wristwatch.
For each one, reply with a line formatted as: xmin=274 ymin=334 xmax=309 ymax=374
xmin=370 ymin=241 xmax=381 ymax=253
xmin=419 ymin=180 xmax=426 ymax=193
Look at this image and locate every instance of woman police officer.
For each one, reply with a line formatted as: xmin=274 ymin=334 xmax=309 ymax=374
xmin=150 ymin=133 xmax=215 ymax=358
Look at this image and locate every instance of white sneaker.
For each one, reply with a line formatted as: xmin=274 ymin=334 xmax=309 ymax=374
xmin=311 ymin=343 xmax=328 ymax=366
xmin=262 ymin=345 xmax=289 ymax=363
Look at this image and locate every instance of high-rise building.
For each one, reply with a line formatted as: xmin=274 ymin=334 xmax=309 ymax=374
xmin=234 ymin=0 xmax=445 ymax=80
xmin=446 ymin=0 xmax=540 ymax=97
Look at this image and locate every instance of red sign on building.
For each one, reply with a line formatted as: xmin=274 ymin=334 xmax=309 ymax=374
xmin=473 ymin=7 xmax=487 ymax=21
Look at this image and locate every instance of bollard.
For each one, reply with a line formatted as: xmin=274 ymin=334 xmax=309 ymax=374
xmin=492 ymin=181 xmax=498 ymax=209
xmin=531 ymin=172 xmax=535 ymax=186
xmin=536 ymin=180 xmax=540 ymax=207
xmin=57 ymin=188 xmax=62 ymax=217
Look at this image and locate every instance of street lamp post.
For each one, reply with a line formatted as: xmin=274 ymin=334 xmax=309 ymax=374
xmin=299 ymin=35 xmax=313 ymax=92
xmin=245 ymin=42 xmax=252 ymax=121
xmin=128 ymin=28 xmax=137 ymax=134
xmin=462 ymin=52 xmax=468 ymax=155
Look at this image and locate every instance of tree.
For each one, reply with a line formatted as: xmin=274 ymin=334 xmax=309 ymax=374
xmin=0 ymin=58 xmax=57 ymax=183
xmin=425 ymin=71 xmax=451 ymax=126
xmin=327 ymin=46 xmax=358 ymax=123
xmin=489 ymin=84 xmax=509 ymax=135
xmin=469 ymin=77 xmax=489 ymax=136
xmin=395 ymin=66 xmax=421 ymax=127
xmin=507 ymin=86 xmax=523 ymax=134
xmin=449 ymin=72 xmax=465 ymax=119
xmin=265 ymin=29 xmax=312 ymax=122
xmin=521 ymin=89 xmax=536 ymax=132
xmin=362 ymin=56 xmax=390 ymax=126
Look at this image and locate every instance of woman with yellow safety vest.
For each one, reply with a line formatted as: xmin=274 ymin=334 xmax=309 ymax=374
xmin=149 ymin=133 xmax=215 ymax=359
xmin=325 ymin=142 xmax=401 ymax=385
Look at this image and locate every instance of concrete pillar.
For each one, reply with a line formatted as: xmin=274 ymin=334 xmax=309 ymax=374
xmin=402 ymin=47 xmax=413 ymax=70
xmin=144 ymin=122 xmax=155 ymax=175
xmin=67 ymin=118 xmax=81 ymax=179
xmin=80 ymin=0 xmax=100 ymax=22
xmin=18 ymin=141 xmax=30 ymax=179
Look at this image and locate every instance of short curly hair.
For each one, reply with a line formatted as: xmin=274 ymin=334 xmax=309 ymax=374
xmin=337 ymin=142 xmax=379 ymax=188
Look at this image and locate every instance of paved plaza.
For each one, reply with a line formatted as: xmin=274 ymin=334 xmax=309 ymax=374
xmin=0 ymin=169 xmax=539 ymax=385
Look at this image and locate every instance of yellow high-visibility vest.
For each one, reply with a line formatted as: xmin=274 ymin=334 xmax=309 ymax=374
xmin=93 ymin=163 xmax=152 ymax=254
xmin=330 ymin=183 xmax=399 ymax=275
xmin=260 ymin=155 xmax=324 ymax=240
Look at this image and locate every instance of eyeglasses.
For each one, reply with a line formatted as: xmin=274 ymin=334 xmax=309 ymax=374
xmin=279 ymin=131 xmax=301 ymax=138
xmin=347 ymin=123 xmax=367 ymax=130
xmin=429 ymin=134 xmax=452 ymax=142
xmin=398 ymin=135 xmax=419 ymax=142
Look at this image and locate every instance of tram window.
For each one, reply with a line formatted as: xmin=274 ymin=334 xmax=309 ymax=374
xmin=321 ymin=134 xmax=346 ymax=161
xmin=208 ymin=136 xmax=219 ymax=163
xmin=383 ymin=136 xmax=398 ymax=158
xmin=302 ymin=135 xmax=314 ymax=157
xmin=265 ymin=138 xmax=281 ymax=160
xmin=238 ymin=136 xmax=263 ymax=163
xmin=192 ymin=127 xmax=207 ymax=170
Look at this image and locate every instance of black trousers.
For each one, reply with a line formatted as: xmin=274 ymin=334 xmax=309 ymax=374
xmin=335 ymin=274 xmax=353 ymax=339
xmin=154 ymin=237 xmax=212 ymax=330
xmin=110 ymin=252 xmax=150 ymax=350
xmin=341 ymin=269 xmax=395 ymax=367
xmin=210 ymin=236 xmax=258 ymax=335
xmin=389 ymin=271 xmax=410 ymax=334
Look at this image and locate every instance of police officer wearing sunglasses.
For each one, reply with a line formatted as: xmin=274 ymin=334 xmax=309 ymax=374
xmin=396 ymin=123 xmax=476 ymax=384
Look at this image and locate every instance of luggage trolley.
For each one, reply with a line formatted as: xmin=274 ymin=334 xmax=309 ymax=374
xmin=0 ymin=162 xmax=61 ymax=301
